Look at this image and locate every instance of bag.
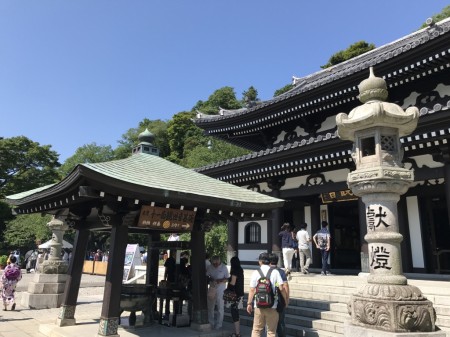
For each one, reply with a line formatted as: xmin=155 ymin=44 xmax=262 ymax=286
xmin=223 ymin=288 xmax=238 ymax=302
xmin=255 ymin=268 xmax=275 ymax=308
xmin=276 ymin=286 xmax=286 ymax=312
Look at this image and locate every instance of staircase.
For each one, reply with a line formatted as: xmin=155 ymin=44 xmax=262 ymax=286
xmin=225 ymin=270 xmax=450 ymax=337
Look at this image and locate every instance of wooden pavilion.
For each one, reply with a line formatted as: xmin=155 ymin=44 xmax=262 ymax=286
xmin=6 ymin=131 xmax=284 ymax=336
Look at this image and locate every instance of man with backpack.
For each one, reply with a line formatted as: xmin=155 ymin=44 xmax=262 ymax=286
xmin=246 ymin=252 xmax=287 ymax=337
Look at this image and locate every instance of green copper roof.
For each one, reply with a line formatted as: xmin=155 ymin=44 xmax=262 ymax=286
xmin=7 ymin=153 xmax=283 ymax=212
xmin=80 ymin=153 xmax=281 ymax=205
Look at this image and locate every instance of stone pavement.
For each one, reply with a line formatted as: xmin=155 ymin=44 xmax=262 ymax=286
xmin=0 ymin=271 xmax=252 ymax=337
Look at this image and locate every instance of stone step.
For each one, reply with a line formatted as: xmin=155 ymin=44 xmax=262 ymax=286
xmin=287 ymin=307 xmax=348 ymax=323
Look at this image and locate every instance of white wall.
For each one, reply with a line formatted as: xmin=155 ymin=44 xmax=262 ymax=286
xmin=406 ymin=196 xmax=425 ymax=268
xmin=238 ymin=220 xmax=268 ymax=244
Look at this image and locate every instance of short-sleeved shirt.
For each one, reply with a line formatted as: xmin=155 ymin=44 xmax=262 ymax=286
xmin=206 ymin=262 xmax=230 ymax=291
xmin=249 ymin=264 xmax=284 ymax=309
xmin=296 ymin=229 xmax=311 ymax=250
xmin=314 ymin=228 xmax=330 ymax=250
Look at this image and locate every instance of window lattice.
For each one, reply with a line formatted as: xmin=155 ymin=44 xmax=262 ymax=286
xmin=381 ymin=135 xmax=395 ymax=152
xmin=245 ymin=222 xmax=261 ymax=244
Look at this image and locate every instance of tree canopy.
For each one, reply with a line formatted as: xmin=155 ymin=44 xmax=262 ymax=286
xmin=0 ymin=136 xmax=60 ymax=198
xmin=321 ymin=41 xmax=375 ymax=69
xmin=58 ymin=142 xmax=116 ymax=177
xmin=192 ymin=86 xmax=242 ymax=115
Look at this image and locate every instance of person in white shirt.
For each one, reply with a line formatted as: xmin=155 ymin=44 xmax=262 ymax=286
xmin=246 ymin=252 xmax=286 ymax=337
xmin=296 ymin=222 xmax=312 ymax=274
xmin=206 ymin=255 xmax=229 ymax=330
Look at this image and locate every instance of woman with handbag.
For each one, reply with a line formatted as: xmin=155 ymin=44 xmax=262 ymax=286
xmin=225 ymin=256 xmax=244 ymax=337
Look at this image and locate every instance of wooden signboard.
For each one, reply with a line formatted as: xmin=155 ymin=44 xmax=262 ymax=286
xmin=321 ymin=189 xmax=359 ymax=203
xmin=137 ymin=205 xmax=196 ymax=232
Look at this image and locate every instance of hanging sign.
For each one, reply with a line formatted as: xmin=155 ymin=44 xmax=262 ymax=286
xmin=321 ymin=189 xmax=358 ymax=203
xmin=137 ymin=205 xmax=196 ymax=232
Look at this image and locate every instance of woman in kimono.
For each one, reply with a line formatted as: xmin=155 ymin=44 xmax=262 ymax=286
xmin=1 ymin=255 xmax=22 ymax=310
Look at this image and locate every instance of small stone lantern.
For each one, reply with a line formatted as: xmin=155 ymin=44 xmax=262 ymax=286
xmin=40 ymin=216 xmax=69 ymax=274
xmin=336 ymin=68 xmax=442 ymax=335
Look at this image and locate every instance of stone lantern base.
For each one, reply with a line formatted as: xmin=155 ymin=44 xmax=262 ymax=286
xmin=20 ymin=272 xmax=68 ymax=309
xmin=348 ymin=283 xmax=440 ymax=334
xmin=344 ymin=321 xmax=446 ymax=337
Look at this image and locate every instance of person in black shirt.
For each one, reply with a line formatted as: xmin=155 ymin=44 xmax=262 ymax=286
xmin=227 ymin=256 xmax=244 ymax=337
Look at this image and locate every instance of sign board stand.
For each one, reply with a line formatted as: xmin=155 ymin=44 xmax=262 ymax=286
xmin=123 ymin=244 xmax=142 ymax=283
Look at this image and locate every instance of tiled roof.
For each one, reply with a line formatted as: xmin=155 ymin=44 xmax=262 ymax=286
xmin=6 ymin=153 xmax=284 ymax=211
xmin=194 ymin=17 xmax=450 ymax=125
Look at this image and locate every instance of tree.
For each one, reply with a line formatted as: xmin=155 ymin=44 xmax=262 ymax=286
xmin=3 ymin=213 xmax=52 ymax=252
xmin=0 ymin=136 xmax=60 ymax=198
xmin=183 ymin=138 xmax=250 ymax=169
xmin=321 ymin=41 xmax=375 ymax=69
xmin=205 ymin=222 xmax=228 ymax=263
xmin=274 ymin=84 xmax=294 ymax=97
xmin=166 ymin=112 xmax=204 ymax=163
xmin=59 ymin=142 xmax=116 ymax=177
xmin=242 ymin=86 xmax=260 ymax=106
xmin=192 ymin=87 xmax=242 ymax=115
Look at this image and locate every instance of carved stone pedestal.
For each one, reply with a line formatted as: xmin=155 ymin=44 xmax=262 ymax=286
xmin=348 ymin=284 xmax=436 ymax=333
xmin=344 ymin=321 xmax=446 ymax=337
xmin=21 ymin=273 xmax=68 ymax=309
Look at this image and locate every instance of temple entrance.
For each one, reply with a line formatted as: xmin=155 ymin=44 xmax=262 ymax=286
xmin=328 ymin=201 xmax=361 ymax=270
xmin=419 ymin=194 xmax=450 ymax=274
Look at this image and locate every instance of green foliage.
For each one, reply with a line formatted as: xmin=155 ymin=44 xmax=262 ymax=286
xmin=0 ymin=201 xmax=14 ymax=240
xmin=321 ymin=41 xmax=375 ymax=69
xmin=0 ymin=255 xmax=7 ymax=266
xmin=420 ymin=5 xmax=450 ymax=28
xmin=0 ymin=136 xmax=60 ymax=198
xmin=205 ymin=222 xmax=228 ymax=263
xmin=4 ymin=213 xmax=52 ymax=252
xmin=242 ymin=86 xmax=259 ymax=106
xmin=192 ymin=87 xmax=242 ymax=115
xmin=59 ymin=142 xmax=116 ymax=177
xmin=167 ymin=112 xmax=203 ymax=161
xmin=274 ymin=84 xmax=294 ymax=97
xmin=183 ymin=138 xmax=250 ymax=169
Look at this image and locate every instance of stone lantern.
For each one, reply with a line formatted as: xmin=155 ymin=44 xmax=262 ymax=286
xmin=40 ymin=216 xmax=69 ymax=274
xmin=21 ymin=216 xmax=69 ymax=309
xmin=336 ymin=68 xmax=443 ymax=336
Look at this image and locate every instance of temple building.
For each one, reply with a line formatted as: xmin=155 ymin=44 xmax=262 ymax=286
xmin=194 ymin=17 xmax=450 ymax=274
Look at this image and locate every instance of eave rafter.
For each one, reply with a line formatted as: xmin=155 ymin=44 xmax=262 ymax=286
xmin=196 ymin=20 xmax=450 ymax=140
xmin=13 ymin=185 xmax=271 ymax=226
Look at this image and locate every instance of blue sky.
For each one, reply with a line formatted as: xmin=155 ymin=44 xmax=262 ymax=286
xmin=0 ymin=1 xmax=446 ymax=162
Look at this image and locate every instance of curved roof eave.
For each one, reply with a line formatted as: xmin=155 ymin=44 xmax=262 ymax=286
xmin=193 ymin=17 xmax=450 ymax=126
xmin=6 ymin=153 xmax=284 ymax=212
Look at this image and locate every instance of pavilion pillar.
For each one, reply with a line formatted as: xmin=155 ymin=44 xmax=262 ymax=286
xmin=147 ymin=232 xmax=160 ymax=287
xmin=190 ymin=223 xmax=210 ymax=331
xmin=268 ymin=178 xmax=285 ymax=264
xmin=227 ymin=219 xmax=238 ymax=264
xmin=56 ymin=224 xmax=90 ymax=326
xmin=97 ymin=217 xmax=128 ymax=337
